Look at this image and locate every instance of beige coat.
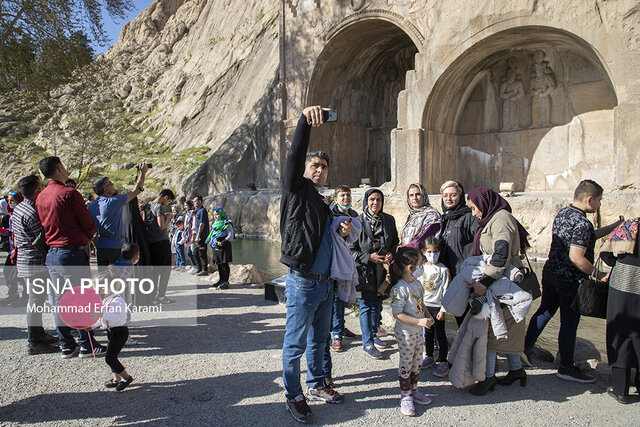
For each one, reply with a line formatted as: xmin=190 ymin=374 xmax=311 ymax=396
xmin=479 ymin=209 xmax=525 ymax=353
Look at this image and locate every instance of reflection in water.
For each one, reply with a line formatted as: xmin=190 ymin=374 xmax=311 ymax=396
xmin=234 ymin=239 xmax=607 ymax=358
xmin=233 ymin=239 xmax=288 ymax=280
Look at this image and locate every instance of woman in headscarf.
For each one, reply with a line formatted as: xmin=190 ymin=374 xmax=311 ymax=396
xmin=206 ymin=207 xmax=235 ymax=290
xmin=349 ymin=188 xmax=399 ymax=359
xmin=401 ymin=183 xmax=441 ymax=247
xmin=2 ymin=190 xmax=25 ymax=305
xmin=182 ymin=200 xmax=198 ymax=273
xmin=466 ymin=186 xmax=530 ymax=396
xmin=601 ymin=218 xmax=640 ymax=404
xmin=440 ymin=181 xmax=478 ymax=326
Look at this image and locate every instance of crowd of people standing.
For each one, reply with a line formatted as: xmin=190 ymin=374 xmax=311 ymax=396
xmin=278 ymin=105 xmax=637 ymax=423
xmin=0 ymin=105 xmax=637 ymax=413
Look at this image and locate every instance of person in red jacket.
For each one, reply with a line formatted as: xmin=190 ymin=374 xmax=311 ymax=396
xmin=36 ymin=156 xmax=104 ymax=359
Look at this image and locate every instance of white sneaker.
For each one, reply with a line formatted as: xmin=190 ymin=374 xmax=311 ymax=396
xmin=187 ymin=267 xmax=197 ymax=274
xmin=125 ymin=338 xmax=138 ymax=346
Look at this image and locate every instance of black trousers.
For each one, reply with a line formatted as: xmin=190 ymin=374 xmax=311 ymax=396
xmin=149 ymin=240 xmax=171 ymax=298
xmin=97 ymin=248 xmax=122 ymax=268
xmin=424 ymin=306 xmax=448 ymax=362
xmin=25 ymin=271 xmax=50 ymax=345
xmin=106 ymin=326 xmax=129 ymax=374
xmin=195 ymin=241 xmax=208 ymax=273
xmin=217 ymin=263 xmax=230 ymax=283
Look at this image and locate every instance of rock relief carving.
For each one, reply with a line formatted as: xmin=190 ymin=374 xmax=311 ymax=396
xmin=499 ymin=59 xmax=525 ymax=131
xmin=350 ymin=0 xmax=371 ymax=12
xmin=484 ymin=70 xmax=499 ymax=132
xmin=322 ymin=9 xmax=424 ymax=45
xmin=528 ymin=50 xmax=556 ymax=127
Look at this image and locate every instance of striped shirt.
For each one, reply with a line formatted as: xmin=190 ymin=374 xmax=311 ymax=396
xmin=12 ymin=199 xmax=47 ymax=277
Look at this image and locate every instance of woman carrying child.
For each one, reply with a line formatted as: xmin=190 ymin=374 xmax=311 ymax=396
xmin=390 ymin=246 xmax=435 ymax=416
xmin=415 ymin=236 xmax=451 ymax=377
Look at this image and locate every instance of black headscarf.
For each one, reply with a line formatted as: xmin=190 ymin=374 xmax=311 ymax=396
xmin=363 ymin=188 xmax=384 ymax=238
xmin=441 ymin=182 xmax=471 ymax=222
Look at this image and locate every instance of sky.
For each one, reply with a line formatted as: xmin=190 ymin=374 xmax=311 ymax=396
xmin=94 ymin=0 xmax=154 ymax=55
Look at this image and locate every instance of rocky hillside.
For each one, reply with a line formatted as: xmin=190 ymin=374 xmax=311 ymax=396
xmin=0 ymin=0 xmax=281 ymax=198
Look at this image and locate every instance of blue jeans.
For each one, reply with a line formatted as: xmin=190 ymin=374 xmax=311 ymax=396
xmin=186 ymin=243 xmax=197 ymax=267
xmin=486 ymin=350 xmax=522 ymax=377
xmin=46 ymin=247 xmax=98 ymax=352
xmin=331 ymin=295 xmax=346 ymax=337
xmin=174 ymin=244 xmax=186 ymax=267
xmin=358 ymin=296 xmax=381 ymax=348
xmin=524 ymin=272 xmax=580 ymax=367
xmin=282 ymin=273 xmax=334 ymax=399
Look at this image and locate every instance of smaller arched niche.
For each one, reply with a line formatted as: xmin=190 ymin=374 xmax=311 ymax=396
xmin=307 ymin=20 xmax=418 ymax=188
xmin=423 ymin=26 xmax=618 ymax=192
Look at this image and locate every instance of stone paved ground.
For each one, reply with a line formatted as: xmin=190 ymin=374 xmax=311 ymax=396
xmin=0 ymin=271 xmax=639 ymax=426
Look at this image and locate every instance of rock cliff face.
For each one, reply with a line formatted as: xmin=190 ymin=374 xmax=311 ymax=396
xmin=104 ymin=0 xmax=282 ymax=194
xmin=1 ymin=0 xmax=281 ymax=195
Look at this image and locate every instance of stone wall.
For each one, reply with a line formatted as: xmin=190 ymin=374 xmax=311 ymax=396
xmin=283 ymin=0 xmax=640 ymax=194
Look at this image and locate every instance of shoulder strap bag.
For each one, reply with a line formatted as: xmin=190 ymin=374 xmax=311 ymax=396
xmin=518 ymin=252 xmax=541 ymax=300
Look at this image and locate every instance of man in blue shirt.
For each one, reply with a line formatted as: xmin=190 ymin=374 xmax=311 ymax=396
xmin=88 ymin=164 xmax=148 ymax=267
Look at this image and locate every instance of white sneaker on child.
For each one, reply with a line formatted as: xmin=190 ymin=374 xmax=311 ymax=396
xmin=400 ymin=395 xmax=415 ymax=416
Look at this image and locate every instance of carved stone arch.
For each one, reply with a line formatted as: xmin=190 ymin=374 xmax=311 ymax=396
xmin=306 ymin=18 xmax=419 ymax=188
xmin=322 ymin=9 xmax=424 ymax=50
xmin=419 ymin=25 xmax=618 ymax=192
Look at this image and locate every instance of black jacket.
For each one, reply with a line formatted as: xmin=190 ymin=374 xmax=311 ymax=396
xmin=348 ymin=189 xmax=399 ymax=298
xmin=279 ymin=114 xmax=331 ymax=272
xmin=441 ymin=210 xmax=478 ymax=276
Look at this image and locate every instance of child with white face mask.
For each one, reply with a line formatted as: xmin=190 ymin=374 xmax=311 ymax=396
xmin=414 ymin=236 xmax=451 ymax=378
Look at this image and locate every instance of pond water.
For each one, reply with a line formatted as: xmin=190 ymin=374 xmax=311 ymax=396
xmin=234 ymin=239 xmax=607 ymax=358
xmin=232 ymin=239 xmax=288 ymax=279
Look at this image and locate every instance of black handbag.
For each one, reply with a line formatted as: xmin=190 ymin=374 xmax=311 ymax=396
xmin=571 ymin=258 xmax=608 ymax=319
xmin=518 ymin=252 xmax=541 ymax=300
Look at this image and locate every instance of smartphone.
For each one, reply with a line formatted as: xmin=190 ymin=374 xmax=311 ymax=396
xmin=310 ymin=110 xmax=338 ymax=124
xmin=324 ymin=110 xmax=338 ymax=122
xmin=376 ymin=247 xmax=389 ymax=256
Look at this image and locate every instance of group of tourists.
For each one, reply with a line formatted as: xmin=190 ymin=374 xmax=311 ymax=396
xmin=0 ymin=154 xmax=243 ymax=394
xmin=0 ymin=104 xmax=638 ymax=412
xmin=165 ymin=198 xmax=235 ymax=289
xmin=279 ymin=105 xmax=638 ymax=422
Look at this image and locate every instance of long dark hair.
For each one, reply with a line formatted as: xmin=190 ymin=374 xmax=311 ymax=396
xmin=389 ymin=246 xmax=421 ymax=286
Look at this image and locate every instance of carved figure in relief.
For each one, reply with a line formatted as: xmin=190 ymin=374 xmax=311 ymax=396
xmin=349 ymin=0 xmax=370 ymax=12
xmin=499 ymin=64 xmax=525 ymax=131
xmin=529 ymin=50 xmax=556 ymax=127
xmin=484 ymin=70 xmax=499 ymax=132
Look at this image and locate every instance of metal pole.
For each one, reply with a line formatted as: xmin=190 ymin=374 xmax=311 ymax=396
xmin=279 ymin=0 xmax=288 ymax=184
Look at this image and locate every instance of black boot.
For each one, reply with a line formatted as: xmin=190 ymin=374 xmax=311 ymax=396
xmin=497 ymin=368 xmax=527 ymax=386
xmin=469 ymin=376 xmax=497 ymax=396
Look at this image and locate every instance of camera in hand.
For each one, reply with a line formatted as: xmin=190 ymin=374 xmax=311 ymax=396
xmin=136 ymin=163 xmax=153 ymax=170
